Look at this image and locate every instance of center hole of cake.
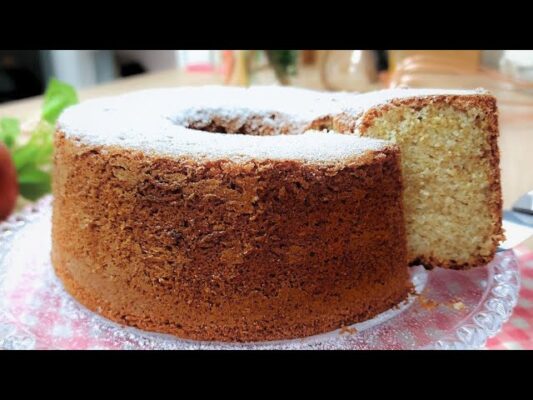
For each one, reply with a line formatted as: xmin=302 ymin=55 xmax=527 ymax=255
xmin=175 ymin=110 xmax=309 ymax=136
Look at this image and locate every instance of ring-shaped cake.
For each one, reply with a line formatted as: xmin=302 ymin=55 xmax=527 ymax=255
xmin=52 ymin=86 xmax=502 ymax=341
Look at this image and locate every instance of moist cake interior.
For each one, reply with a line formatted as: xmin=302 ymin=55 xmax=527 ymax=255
xmin=346 ymin=97 xmax=502 ymax=269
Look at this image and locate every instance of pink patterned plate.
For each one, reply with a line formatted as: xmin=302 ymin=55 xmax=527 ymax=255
xmin=0 ymin=196 xmax=521 ymax=349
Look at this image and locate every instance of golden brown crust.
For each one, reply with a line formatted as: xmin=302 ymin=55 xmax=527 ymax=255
xmin=52 ymin=132 xmax=411 ymax=342
xmin=354 ymin=94 xmax=504 ymax=269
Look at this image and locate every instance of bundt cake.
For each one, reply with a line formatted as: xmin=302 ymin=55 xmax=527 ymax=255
xmin=52 ymin=85 xmax=503 ymax=342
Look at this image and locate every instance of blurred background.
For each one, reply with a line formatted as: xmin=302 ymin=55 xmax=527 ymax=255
xmin=2 ymin=50 xmax=533 ymax=103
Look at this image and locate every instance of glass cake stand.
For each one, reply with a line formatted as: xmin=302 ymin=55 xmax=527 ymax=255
xmin=0 ymin=196 xmax=520 ymax=350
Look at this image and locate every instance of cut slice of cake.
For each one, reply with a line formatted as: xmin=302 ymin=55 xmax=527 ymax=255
xmin=332 ymin=89 xmax=504 ymax=269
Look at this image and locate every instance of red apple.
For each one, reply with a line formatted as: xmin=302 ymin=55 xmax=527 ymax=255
xmin=0 ymin=143 xmax=18 ymax=220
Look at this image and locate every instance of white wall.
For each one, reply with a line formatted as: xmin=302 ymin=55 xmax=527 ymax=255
xmin=116 ymin=50 xmax=221 ymax=72
xmin=47 ymin=50 xmax=116 ymax=88
xmin=175 ymin=50 xmax=219 ymax=67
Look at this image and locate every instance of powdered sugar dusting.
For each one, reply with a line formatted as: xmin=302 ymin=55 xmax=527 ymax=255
xmin=340 ymin=87 xmax=489 ymax=116
xmin=57 ymin=85 xmax=486 ymax=163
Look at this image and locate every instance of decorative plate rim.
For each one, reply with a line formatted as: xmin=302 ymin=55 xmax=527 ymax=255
xmin=0 ymin=196 xmax=521 ymax=350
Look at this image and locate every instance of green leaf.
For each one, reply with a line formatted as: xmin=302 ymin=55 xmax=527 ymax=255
xmin=27 ymin=121 xmax=54 ymax=165
xmin=34 ymin=140 xmax=54 ymax=166
xmin=1 ymin=78 xmax=78 ymax=202
xmin=42 ymin=78 xmax=78 ymax=124
xmin=19 ymin=180 xmax=52 ymax=201
xmin=17 ymin=164 xmax=52 ymax=200
xmin=0 ymin=117 xmax=20 ymax=149
xmin=11 ymin=121 xmax=54 ymax=171
xmin=264 ymin=50 xmax=299 ymax=85
xmin=18 ymin=164 xmax=51 ymax=184
xmin=265 ymin=50 xmax=299 ymax=75
xmin=12 ymin=143 xmax=41 ymax=171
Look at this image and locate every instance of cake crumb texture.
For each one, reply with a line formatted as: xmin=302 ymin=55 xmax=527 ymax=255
xmin=341 ymin=94 xmax=504 ymax=269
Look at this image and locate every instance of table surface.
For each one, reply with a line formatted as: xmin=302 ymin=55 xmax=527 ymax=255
xmin=2 ymin=67 xmax=533 ymax=250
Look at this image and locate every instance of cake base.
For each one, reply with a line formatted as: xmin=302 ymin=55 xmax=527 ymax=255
xmin=53 ymin=257 xmax=410 ymax=342
xmin=0 ymin=200 xmax=519 ymax=349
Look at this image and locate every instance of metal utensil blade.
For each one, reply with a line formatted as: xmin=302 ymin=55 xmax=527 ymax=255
xmin=499 ymin=209 xmax=533 ymax=252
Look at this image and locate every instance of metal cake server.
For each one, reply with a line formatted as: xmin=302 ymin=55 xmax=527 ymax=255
xmin=499 ymin=190 xmax=533 ymax=252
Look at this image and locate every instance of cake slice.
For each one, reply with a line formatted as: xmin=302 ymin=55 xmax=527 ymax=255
xmin=332 ymin=89 xmax=504 ymax=269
